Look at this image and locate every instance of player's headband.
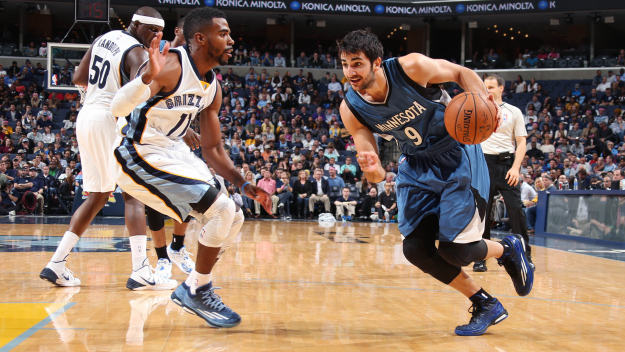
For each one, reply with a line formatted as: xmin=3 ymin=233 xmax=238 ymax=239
xmin=132 ymin=14 xmax=165 ymax=28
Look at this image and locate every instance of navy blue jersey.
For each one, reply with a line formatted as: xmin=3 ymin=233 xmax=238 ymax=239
xmin=344 ymin=58 xmax=452 ymax=156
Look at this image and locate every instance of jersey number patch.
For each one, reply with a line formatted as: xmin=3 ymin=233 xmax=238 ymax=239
xmin=89 ymin=55 xmax=111 ymax=89
xmin=404 ymin=126 xmax=423 ymax=146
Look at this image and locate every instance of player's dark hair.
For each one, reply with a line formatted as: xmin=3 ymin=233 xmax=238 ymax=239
xmin=485 ymin=74 xmax=505 ymax=87
xmin=183 ymin=7 xmax=226 ymax=44
xmin=337 ymin=28 xmax=383 ymax=64
xmin=177 ymin=16 xmax=185 ymax=29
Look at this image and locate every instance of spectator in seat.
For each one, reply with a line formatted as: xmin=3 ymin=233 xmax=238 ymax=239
xmin=4 ymin=104 xmax=21 ymax=121
xmin=334 ymin=187 xmax=357 ymax=220
xmin=273 ymin=53 xmax=285 ymax=67
xmin=309 ymin=53 xmax=323 ymax=68
xmin=261 ymin=52 xmax=273 ymax=67
xmin=547 ymin=48 xmax=560 ymax=59
xmin=376 ymin=182 xmax=398 ymax=222
xmin=296 ymin=52 xmax=309 ymax=68
xmin=275 ymin=171 xmax=293 ymax=218
xmin=308 ymin=168 xmax=330 ymax=218
xmin=328 ymin=76 xmax=342 ymax=93
xmin=293 ymin=170 xmax=312 ymax=218
xmin=511 ymin=75 xmax=526 ymax=93
xmin=597 ymin=77 xmax=610 ymax=92
xmin=514 ymin=53 xmax=525 ymax=69
xmin=525 ymin=52 xmax=538 ymax=68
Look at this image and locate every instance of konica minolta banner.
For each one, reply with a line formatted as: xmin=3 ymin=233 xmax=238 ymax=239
xmin=134 ymin=0 xmax=624 ymax=17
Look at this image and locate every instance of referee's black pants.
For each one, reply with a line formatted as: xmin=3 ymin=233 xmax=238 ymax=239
xmin=482 ymin=154 xmax=531 ymax=255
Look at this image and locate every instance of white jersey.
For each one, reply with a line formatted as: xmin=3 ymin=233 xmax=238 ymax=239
xmin=481 ymin=102 xmax=527 ymax=155
xmin=83 ymin=30 xmax=143 ymax=110
xmin=119 ymin=46 xmax=218 ymax=147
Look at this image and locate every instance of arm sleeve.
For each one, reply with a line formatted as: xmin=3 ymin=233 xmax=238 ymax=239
xmin=110 ymin=75 xmax=152 ymax=117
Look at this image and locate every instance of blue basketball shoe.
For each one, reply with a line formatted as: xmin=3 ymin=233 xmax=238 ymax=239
xmin=171 ymin=282 xmax=241 ymax=328
xmin=455 ymin=298 xmax=508 ymax=336
xmin=498 ymin=234 xmax=534 ymax=296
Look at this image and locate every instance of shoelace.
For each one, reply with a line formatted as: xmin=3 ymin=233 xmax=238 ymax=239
xmin=63 ymin=267 xmax=76 ymax=280
xmin=467 ymin=301 xmax=486 ymax=324
xmin=146 ymin=265 xmax=171 ymax=284
xmin=200 ymin=287 xmax=226 ymax=311
xmin=179 ymin=247 xmax=194 ymax=261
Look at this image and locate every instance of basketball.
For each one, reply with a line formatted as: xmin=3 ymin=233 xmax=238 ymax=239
xmin=444 ymin=92 xmax=497 ymax=145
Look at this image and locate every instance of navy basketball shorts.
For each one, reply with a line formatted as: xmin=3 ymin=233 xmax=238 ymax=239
xmin=396 ymin=141 xmax=490 ymax=243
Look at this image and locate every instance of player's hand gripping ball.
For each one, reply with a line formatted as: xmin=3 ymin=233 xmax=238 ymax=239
xmin=444 ymin=92 xmax=498 ymax=145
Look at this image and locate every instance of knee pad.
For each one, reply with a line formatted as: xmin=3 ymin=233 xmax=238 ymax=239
xmin=146 ymin=206 xmax=165 ymax=232
xmin=402 ymin=215 xmax=461 ymax=285
xmin=218 ymin=209 xmax=244 ymax=258
xmin=438 ymin=240 xmax=488 ymax=267
xmin=194 ymin=194 xmax=236 ymax=248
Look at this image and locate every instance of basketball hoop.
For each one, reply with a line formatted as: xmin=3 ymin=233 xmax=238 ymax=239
xmin=76 ymin=85 xmax=87 ymax=105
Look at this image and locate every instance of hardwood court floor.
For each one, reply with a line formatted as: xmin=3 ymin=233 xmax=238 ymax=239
xmin=1 ymin=217 xmax=624 ymax=351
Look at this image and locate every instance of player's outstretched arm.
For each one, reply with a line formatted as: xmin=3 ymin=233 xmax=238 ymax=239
xmin=399 ymin=53 xmax=501 ymax=126
xmin=200 ymin=87 xmax=272 ymax=214
xmin=340 ymin=102 xmax=386 ymax=183
xmin=110 ymin=35 xmax=178 ymax=118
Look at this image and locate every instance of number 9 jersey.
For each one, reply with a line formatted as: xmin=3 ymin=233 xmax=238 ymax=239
xmin=83 ymin=30 xmax=143 ymax=110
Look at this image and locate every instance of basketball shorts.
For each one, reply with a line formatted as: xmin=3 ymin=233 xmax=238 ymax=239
xmin=396 ymin=139 xmax=490 ymax=243
xmin=114 ymin=137 xmax=213 ymax=222
xmin=76 ymin=107 xmax=117 ymax=193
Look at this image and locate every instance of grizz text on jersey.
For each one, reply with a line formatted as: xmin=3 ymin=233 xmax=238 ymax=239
xmin=165 ymin=94 xmax=204 ymax=111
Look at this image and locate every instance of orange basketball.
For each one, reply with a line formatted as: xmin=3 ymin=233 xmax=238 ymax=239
xmin=444 ymin=92 xmax=497 ymax=145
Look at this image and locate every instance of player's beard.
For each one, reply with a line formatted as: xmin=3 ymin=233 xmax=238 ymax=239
xmin=207 ymin=43 xmax=232 ymax=66
xmin=359 ymin=67 xmax=376 ymax=90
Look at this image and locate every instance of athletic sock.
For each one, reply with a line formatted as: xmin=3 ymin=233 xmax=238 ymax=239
xmin=50 ymin=231 xmax=80 ymax=268
xmin=129 ymin=235 xmax=148 ymax=271
xmin=155 ymin=246 xmax=169 ymax=260
xmin=185 ymin=270 xmax=211 ymax=295
xmin=170 ymin=234 xmax=185 ymax=251
xmin=470 ymin=288 xmax=495 ymax=304
xmin=498 ymin=241 xmax=512 ymax=259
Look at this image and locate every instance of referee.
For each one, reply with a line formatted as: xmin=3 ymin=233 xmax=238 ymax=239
xmin=474 ymin=74 xmax=534 ymax=272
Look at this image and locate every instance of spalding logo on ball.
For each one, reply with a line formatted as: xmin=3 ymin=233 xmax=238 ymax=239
xmin=444 ymin=92 xmax=497 ymax=145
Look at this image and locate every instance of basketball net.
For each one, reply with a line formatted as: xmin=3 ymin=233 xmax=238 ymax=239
xmin=75 ymin=85 xmax=87 ymax=105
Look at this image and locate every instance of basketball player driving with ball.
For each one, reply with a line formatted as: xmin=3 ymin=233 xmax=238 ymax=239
xmin=338 ymin=29 xmax=533 ymax=336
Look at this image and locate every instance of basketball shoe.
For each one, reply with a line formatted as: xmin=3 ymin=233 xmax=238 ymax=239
xmin=455 ymin=298 xmax=508 ymax=336
xmin=154 ymin=258 xmax=173 ymax=279
xmin=472 ymin=261 xmax=487 ymax=272
xmin=498 ymin=234 xmax=534 ymax=296
xmin=126 ymin=258 xmax=177 ymax=291
xmin=167 ymin=245 xmax=195 ymax=275
xmin=171 ymin=282 xmax=241 ymax=328
xmin=40 ymin=261 xmax=81 ymax=287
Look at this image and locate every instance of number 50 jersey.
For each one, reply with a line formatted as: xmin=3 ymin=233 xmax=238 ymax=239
xmin=119 ymin=45 xmax=218 ymax=147
xmin=83 ymin=30 xmax=143 ymax=110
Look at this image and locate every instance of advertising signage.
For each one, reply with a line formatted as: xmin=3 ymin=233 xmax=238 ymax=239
xmin=82 ymin=0 xmax=625 ymax=18
xmin=159 ymin=0 xmax=621 ymax=16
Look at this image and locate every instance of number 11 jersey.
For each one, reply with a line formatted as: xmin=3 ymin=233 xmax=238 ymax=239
xmin=83 ymin=30 xmax=143 ymax=110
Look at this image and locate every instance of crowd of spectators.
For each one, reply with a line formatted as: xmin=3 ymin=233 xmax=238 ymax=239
xmin=2 ymin=47 xmax=624 ymax=225
xmin=0 ymin=57 xmax=81 ymax=215
xmin=483 ymin=71 xmax=625 ymax=232
xmin=198 ymin=66 xmax=401 ymax=221
xmin=471 ymin=46 xmax=625 ymax=70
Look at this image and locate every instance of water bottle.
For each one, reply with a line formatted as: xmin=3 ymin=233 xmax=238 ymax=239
xmin=574 ymin=178 xmax=578 ymax=190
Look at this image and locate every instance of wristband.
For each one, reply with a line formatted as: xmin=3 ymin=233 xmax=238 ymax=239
xmin=241 ymin=182 xmax=251 ymax=191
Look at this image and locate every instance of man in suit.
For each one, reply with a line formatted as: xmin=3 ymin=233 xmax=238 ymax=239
xmin=309 ymin=168 xmax=330 ymax=218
